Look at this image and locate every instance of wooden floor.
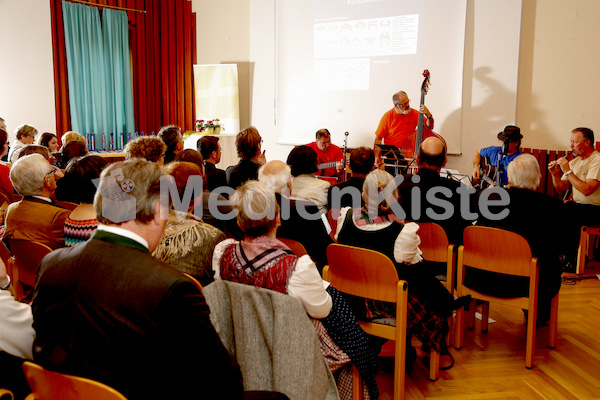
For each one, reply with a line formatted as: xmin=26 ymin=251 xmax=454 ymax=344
xmin=376 ymin=261 xmax=600 ymax=400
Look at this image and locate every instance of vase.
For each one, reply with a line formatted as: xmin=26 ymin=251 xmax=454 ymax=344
xmin=214 ymin=127 xmax=221 ymax=135
xmin=204 ymin=127 xmax=214 ymax=135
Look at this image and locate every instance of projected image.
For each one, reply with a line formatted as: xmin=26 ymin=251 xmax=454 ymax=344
xmin=276 ymin=0 xmax=467 ymax=152
xmin=314 ymin=15 xmax=419 ymax=59
xmin=315 ymin=58 xmax=370 ymax=91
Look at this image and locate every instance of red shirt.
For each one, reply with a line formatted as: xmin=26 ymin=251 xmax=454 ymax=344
xmin=306 ymin=142 xmax=344 ymax=177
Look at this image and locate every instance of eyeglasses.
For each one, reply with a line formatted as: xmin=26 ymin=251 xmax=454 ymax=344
xmin=46 ymin=167 xmax=57 ymax=176
xmin=395 ymin=99 xmax=410 ymax=108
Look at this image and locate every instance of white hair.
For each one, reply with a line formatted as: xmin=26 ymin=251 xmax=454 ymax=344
xmin=9 ymin=153 xmax=51 ymax=196
xmin=230 ymin=180 xmax=279 ymax=237
xmin=507 ymin=153 xmax=541 ymax=190
xmin=258 ymin=162 xmax=292 ymax=193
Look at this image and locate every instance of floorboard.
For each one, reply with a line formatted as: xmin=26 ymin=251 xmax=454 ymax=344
xmin=376 ymin=261 xmax=600 ymax=399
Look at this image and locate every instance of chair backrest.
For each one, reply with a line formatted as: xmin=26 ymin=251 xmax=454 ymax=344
xmin=7 ymin=239 xmax=53 ymax=301
xmin=183 ymin=273 xmax=203 ymax=291
xmin=461 ymin=226 xmax=534 ymax=277
xmin=325 ymin=243 xmax=404 ymax=303
xmin=417 ymin=222 xmax=451 ymax=263
xmin=0 ymin=241 xmax=12 ymax=268
xmin=22 ymin=361 xmax=127 ymax=400
xmin=0 ymin=388 xmax=14 ymax=400
xmin=326 ymin=208 xmax=340 ymax=241
xmin=54 ymin=201 xmax=79 ymax=211
xmin=277 ymin=237 xmax=308 ymax=257
xmin=0 ymin=191 xmax=11 ymax=209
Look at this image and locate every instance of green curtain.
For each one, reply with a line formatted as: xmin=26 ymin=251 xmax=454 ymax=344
xmin=62 ymin=2 xmax=134 ymax=150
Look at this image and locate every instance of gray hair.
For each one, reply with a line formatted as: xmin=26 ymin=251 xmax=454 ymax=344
xmin=230 ymin=180 xmax=279 ymax=238
xmin=258 ymin=162 xmax=291 ymax=193
xmin=507 ymin=153 xmax=541 ymax=190
xmin=362 ymin=169 xmax=399 ymax=214
xmin=9 ymin=153 xmax=51 ymax=196
xmin=94 ymin=158 xmax=166 ymax=225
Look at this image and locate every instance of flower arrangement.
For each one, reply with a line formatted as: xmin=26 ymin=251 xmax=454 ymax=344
xmin=195 ymin=119 xmax=224 ymax=133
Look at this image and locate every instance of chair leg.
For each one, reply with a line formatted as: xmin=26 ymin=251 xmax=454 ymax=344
xmin=549 ymin=293 xmax=559 ymax=349
xmin=467 ymin=298 xmax=476 ymax=330
xmin=352 ymin=365 xmax=363 ymax=400
xmin=393 ymin=333 xmax=406 ymax=400
xmin=455 ymin=306 xmax=464 ymax=349
xmin=481 ymin=301 xmax=490 ymax=333
xmin=576 ymin=226 xmax=588 ymax=275
xmin=429 ymin=349 xmax=440 ymax=381
xmin=446 ymin=315 xmax=453 ymax=347
xmin=525 ymin=306 xmax=537 ymax=369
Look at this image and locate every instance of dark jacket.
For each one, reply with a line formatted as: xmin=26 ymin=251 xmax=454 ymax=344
xmin=32 ymin=229 xmax=243 ymax=400
xmin=205 ymin=161 xmax=228 ymax=192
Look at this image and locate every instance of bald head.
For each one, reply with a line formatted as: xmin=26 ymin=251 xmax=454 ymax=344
xmin=258 ymin=160 xmax=292 ymax=194
xmin=417 ymin=137 xmax=447 ymax=171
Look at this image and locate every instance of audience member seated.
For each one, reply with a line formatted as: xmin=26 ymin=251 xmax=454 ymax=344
xmin=171 ymin=149 xmax=241 ymax=239
xmin=0 ymin=129 xmax=15 ymax=202
xmin=3 ymin=153 xmax=71 ymax=249
xmin=328 ymin=146 xmax=375 ymax=209
xmin=32 ymin=159 xmax=244 ymax=400
xmin=0 ymin=257 xmax=35 ymax=400
xmin=213 ymin=180 xmax=332 ymax=316
xmin=18 ymin=144 xmax=50 ymax=161
xmin=124 ymin=135 xmax=166 ymax=164
xmin=198 ymin=135 xmax=228 ymax=191
xmin=306 ymin=128 xmax=344 ymax=180
xmin=336 ymin=169 xmax=460 ymax=371
xmin=56 ymin=155 xmax=109 ymax=247
xmin=398 ymin=137 xmax=476 ymax=245
xmin=8 ymin=124 xmax=38 ymax=163
xmin=59 ymin=130 xmax=86 ymax=151
xmin=158 ymin=124 xmax=183 ymax=164
xmin=226 ymin=126 xmax=266 ymax=190
xmin=154 ymin=161 xmax=226 ymax=286
xmin=172 ymin=148 xmax=204 ymax=167
xmin=54 ymin=141 xmax=88 ymax=170
xmin=213 ymin=180 xmax=380 ymax=399
xmin=38 ymin=132 xmax=59 ymax=164
xmin=287 ymin=145 xmax=330 ymax=211
xmin=259 ymin=160 xmax=333 ymax=271
xmin=475 ymin=154 xmax=565 ymax=324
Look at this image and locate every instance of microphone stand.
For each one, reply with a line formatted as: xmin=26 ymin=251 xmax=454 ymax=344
xmin=497 ymin=140 xmax=509 ymax=187
xmin=343 ymin=131 xmax=349 ymax=181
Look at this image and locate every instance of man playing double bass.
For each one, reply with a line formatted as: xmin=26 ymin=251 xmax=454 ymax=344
xmin=373 ymin=90 xmax=434 ymax=154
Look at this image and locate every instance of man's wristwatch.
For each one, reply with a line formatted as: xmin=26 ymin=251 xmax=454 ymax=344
xmin=565 ymin=170 xmax=573 ymax=177
xmin=0 ymin=275 xmax=10 ymax=290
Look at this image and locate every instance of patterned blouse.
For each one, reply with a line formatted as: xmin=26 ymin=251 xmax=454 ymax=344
xmin=64 ymin=217 xmax=99 ymax=247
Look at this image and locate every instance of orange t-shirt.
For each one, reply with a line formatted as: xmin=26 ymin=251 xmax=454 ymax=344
xmin=375 ymin=108 xmax=420 ymax=148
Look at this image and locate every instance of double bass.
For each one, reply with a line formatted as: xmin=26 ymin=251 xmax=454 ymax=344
xmin=398 ymin=69 xmax=445 ymax=159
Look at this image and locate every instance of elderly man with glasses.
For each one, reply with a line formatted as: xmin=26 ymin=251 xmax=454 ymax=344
xmin=3 ymin=153 xmax=70 ymax=250
xmin=305 ymin=128 xmax=344 ymax=180
xmin=374 ymin=90 xmax=434 ymax=158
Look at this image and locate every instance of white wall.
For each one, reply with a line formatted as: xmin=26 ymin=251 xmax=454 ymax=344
xmin=0 ymin=0 xmax=55 ymax=142
xmin=3 ymin=0 xmax=600 ymax=172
